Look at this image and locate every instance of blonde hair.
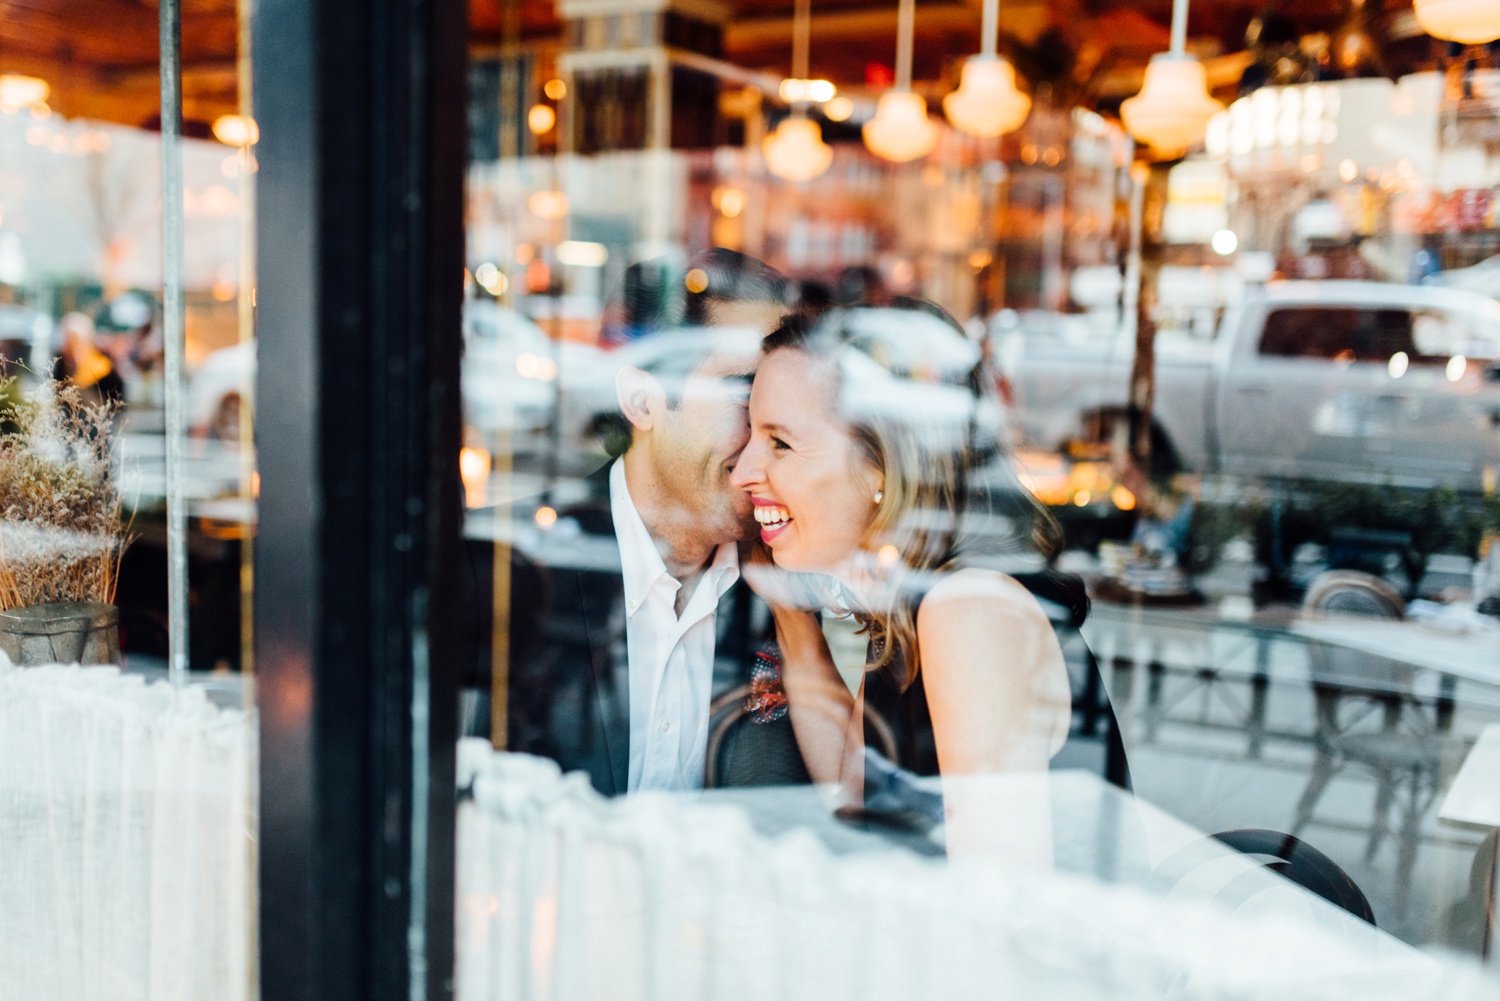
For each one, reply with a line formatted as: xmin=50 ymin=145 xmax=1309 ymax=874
xmin=763 ymin=308 xmax=1061 ymax=690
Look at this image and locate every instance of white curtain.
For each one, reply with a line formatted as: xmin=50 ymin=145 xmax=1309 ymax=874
xmin=455 ymin=741 xmax=1500 ymax=1001
xmin=0 ymin=664 xmax=255 ymax=1001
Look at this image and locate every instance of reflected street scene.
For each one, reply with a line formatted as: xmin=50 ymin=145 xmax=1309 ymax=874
xmin=4 ymin=0 xmax=1500 ymax=999
xmin=454 ymin=10 xmax=1500 ymax=986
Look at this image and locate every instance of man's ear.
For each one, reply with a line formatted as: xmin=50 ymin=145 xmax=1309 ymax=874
xmin=616 ymin=367 xmax=661 ymax=432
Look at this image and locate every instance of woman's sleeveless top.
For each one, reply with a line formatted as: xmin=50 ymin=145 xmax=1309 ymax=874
xmin=861 ymin=569 xmax=1127 ymax=787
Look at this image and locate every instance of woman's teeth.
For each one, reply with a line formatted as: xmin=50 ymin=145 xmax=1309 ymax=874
xmin=754 ymin=505 xmax=791 ymax=528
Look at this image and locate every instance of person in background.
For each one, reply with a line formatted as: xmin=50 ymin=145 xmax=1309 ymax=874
xmin=52 ymin=312 xmax=125 ymax=408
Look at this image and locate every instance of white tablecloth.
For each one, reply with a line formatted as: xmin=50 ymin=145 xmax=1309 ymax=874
xmin=0 ymin=664 xmax=255 ymax=1001
xmin=455 ymin=742 xmax=1500 ymax=1001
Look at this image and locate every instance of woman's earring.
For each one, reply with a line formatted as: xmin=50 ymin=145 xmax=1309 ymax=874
xmin=874 ymin=490 xmax=884 ymax=504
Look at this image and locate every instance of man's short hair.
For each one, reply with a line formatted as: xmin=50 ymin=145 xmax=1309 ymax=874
xmin=596 ymin=248 xmax=789 ymax=458
xmin=682 ymin=248 xmax=790 ymax=327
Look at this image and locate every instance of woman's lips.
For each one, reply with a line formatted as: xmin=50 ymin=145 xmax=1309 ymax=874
xmin=752 ymin=501 xmax=792 ymax=543
xmin=759 ymin=521 xmax=790 ymax=543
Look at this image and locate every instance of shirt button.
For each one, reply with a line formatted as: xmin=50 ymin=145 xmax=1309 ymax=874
xmin=626 ymin=599 xmax=638 ymax=612
xmin=660 ymin=721 xmax=670 ymax=733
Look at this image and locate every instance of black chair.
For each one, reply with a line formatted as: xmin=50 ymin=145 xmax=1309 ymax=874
xmin=1211 ymin=828 xmax=1376 ymax=925
xmin=705 ymin=685 xmax=899 ymax=789
xmin=1156 ymin=827 xmax=1376 ymax=926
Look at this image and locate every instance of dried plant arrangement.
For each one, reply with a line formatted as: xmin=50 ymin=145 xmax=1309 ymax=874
xmin=0 ymin=380 xmax=129 ymax=612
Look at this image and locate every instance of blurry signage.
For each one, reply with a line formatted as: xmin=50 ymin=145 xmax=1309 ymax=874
xmin=1420 ymin=188 xmax=1499 ymax=233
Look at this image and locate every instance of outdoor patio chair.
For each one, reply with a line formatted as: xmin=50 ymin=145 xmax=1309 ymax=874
xmin=1292 ymin=570 xmax=1448 ymax=914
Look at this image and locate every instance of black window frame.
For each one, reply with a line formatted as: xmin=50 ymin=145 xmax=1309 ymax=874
xmin=254 ymin=0 xmax=468 ymax=998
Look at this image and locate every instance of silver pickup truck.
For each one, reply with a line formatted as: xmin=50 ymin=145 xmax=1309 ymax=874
xmin=999 ymin=282 xmax=1500 ymax=493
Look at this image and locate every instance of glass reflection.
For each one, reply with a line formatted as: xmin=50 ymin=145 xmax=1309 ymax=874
xmin=459 ymin=23 xmax=1500 ymax=991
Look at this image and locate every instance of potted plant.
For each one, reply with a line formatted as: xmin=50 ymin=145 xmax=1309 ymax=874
xmin=0 ymin=380 xmax=128 ymax=666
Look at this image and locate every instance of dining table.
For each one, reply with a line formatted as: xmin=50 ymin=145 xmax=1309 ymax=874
xmin=699 ymin=769 xmax=1429 ymax=965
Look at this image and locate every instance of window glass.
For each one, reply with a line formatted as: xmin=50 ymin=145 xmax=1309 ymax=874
xmin=1260 ymin=306 xmax=1424 ymax=362
xmin=0 ymin=2 xmax=256 ymax=997
xmin=456 ymin=18 xmax=1500 ymax=994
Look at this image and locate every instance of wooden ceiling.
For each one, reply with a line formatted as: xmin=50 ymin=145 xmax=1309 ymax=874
xmin=0 ymin=0 xmax=1439 ymax=131
xmin=2 ymin=0 xmax=238 ymax=129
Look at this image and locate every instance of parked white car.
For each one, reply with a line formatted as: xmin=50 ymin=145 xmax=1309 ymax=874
xmin=1437 ymin=255 xmax=1500 ymax=300
xmin=556 ymin=310 xmax=1004 ymax=467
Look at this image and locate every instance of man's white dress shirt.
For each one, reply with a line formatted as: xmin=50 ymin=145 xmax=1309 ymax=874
xmin=610 ymin=460 xmax=740 ymax=792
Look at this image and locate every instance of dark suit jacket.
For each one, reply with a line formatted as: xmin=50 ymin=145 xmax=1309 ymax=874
xmin=462 ymin=464 xmax=771 ymax=797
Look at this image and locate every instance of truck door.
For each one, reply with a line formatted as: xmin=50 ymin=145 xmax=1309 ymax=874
xmin=1218 ymin=304 xmax=1381 ymax=483
xmin=1381 ymin=305 xmax=1500 ymax=492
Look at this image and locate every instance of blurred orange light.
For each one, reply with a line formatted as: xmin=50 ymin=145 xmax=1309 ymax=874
xmin=460 ymin=447 xmax=492 ymax=508
xmin=527 ymin=104 xmax=556 ymax=135
xmin=527 ymin=191 xmax=568 ymax=219
xmin=1110 ymin=485 xmax=1137 ymax=511
xmin=212 ymin=114 xmax=259 ymax=147
xmin=525 ymin=259 xmax=552 ymax=292
xmin=1073 ymin=490 xmax=1092 ymax=507
xmin=712 ymin=186 xmax=746 ymax=218
xmin=535 ymin=506 xmax=559 ymax=528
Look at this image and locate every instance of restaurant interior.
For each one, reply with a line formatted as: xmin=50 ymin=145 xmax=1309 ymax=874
xmin=1 ymin=0 xmax=1499 ymax=998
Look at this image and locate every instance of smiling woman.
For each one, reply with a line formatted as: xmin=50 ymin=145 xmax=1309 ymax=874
xmin=731 ymin=303 xmax=1081 ymax=861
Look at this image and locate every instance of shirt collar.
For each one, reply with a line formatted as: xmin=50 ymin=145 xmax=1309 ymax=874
xmin=609 ymin=459 xmax=740 ymax=617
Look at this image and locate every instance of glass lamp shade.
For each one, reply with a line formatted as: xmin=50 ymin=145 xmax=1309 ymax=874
xmin=1120 ymin=53 xmax=1224 ymax=156
xmin=1414 ymin=0 xmax=1500 ymax=43
xmin=943 ymin=56 xmax=1031 ymax=138
xmin=862 ymin=91 xmax=939 ymax=163
xmin=0 ymin=74 xmax=50 ymax=110
xmin=762 ymin=116 xmax=834 ymax=182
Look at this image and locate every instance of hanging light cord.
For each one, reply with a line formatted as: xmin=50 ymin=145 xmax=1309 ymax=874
xmin=896 ymin=0 xmax=915 ymax=91
xmin=789 ymin=0 xmax=812 ymax=116
xmin=981 ymin=0 xmax=998 ymax=59
xmin=1170 ymin=0 xmax=1188 ymax=56
xmin=793 ymin=0 xmax=811 ymax=82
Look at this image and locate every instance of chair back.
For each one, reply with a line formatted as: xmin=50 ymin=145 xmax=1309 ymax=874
xmin=706 ymin=686 xmax=898 ymax=789
xmin=1210 ymin=828 xmax=1377 ymax=926
xmin=1302 ymin=570 xmax=1412 ymax=698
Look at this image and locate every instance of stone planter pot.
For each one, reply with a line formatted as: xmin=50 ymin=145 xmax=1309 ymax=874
xmin=0 ymin=601 xmax=120 ymax=666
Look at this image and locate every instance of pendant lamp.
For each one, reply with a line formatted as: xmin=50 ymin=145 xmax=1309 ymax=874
xmin=763 ymin=0 xmax=833 ymax=182
xmin=863 ymin=0 xmax=939 ymax=162
xmin=0 ymin=73 xmax=49 ymax=111
xmin=1414 ymin=0 xmax=1500 ymax=45
xmin=943 ymin=0 xmax=1030 ymax=137
xmin=1120 ymin=0 xmax=1223 ymax=156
